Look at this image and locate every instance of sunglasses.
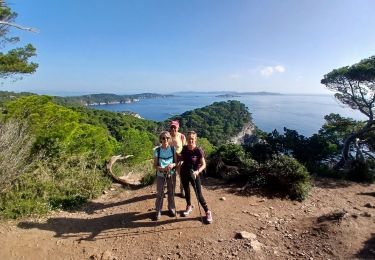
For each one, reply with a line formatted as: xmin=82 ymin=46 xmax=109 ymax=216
xmin=161 ymin=137 xmax=170 ymax=140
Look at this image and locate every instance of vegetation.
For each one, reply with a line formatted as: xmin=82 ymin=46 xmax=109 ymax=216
xmin=259 ymin=155 xmax=311 ymax=201
xmin=321 ymin=56 xmax=375 ymax=168
xmin=0 ymin=2 xmax=38 ymax=81
xmin=0 ymin=95 xmax=157 ymax=218
xmin=163 ymin=100 xmax=252 ymax=146
xmin=208 ymin=144 xmax=311 ymax=200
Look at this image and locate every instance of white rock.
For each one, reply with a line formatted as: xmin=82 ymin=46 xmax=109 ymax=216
xmin=236 ymin=231 xmax=257 ymax=240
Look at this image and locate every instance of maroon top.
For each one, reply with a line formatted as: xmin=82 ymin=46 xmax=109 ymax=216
xmin=180 ymin=145 xmax=205 ymax=174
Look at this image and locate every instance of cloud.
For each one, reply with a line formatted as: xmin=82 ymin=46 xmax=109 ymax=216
xmin=274 ymin=65 xmax=285 ymax=73
xmin=229 ymin=73 xmax=241 ymax=79
xmin=260 ymin=65 xmax=286 ymax=76
xmin=261 ymin=67 xmax=274 ymax=76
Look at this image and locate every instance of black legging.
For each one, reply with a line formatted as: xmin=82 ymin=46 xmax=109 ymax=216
xmin=181 ymin=171 xmax=209 ymax=212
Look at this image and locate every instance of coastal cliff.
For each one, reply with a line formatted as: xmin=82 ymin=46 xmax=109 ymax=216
xmin=230 ymin=122 xmax=254 ymax=144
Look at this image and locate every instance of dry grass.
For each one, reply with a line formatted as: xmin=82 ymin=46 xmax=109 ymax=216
xmin=0 ymin=120 xmax=36 ymax=192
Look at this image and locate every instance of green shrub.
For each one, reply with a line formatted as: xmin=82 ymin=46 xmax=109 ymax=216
xmin=261 ymin=155 xmax=311 ymax=201
xmin=0 ymin=155 xmax=112 ymax=219
xmin=214 ymin=143 xmax=247 ymax=165
xmin=347 ymin=159 xmax=375 ymax=183
xmin=117 ymin=128 xmax=154 ymax=165
xmin=140 ymin=171 xmax=157 ymax=186
xmin=197 ymin=137 xmax=215 ymax=157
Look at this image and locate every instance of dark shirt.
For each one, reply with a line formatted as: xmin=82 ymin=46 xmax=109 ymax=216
xmin=180 ymin=145 xmax=205 ymax=174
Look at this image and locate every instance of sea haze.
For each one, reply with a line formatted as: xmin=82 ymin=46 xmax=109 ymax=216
xmin=91 ymin=93 xmax=366 ymax=137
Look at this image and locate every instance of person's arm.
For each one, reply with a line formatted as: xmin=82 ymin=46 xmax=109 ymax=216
xmin=192 ymin=155 xmax=206 ymax=178
xmin=153 ymin=150 xmax=165 ymax=172
xmin=166 ymin=149 xmax=177 ymax=171
xmin=181 ymin=133 xmax=187 ymax=145
xmin=153 ymin=157 xmax=160 ymax=170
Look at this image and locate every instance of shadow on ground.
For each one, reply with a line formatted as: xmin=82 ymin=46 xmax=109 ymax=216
xmin=355 ymin=233 xmax=375 ymax=259
xmin=79 ymin=193 xmax=156 ymax=214
xmin=358 ymin=191 xmax=375 ymax=197
xmin=312 ymin=178 xmax=354 ymax=189
xmin=17 ymin=194 xmax=201 ymax=241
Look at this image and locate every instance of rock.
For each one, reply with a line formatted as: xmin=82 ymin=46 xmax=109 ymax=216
xmin=364 ymin=203 xmax=375 ymax=208
xmin=218 ymin=238 xmax=224 ymax=242
xmin=249 ymin=240 xmax=264 ymax=251
xmin=220 ymin=197 xmax=226 ymax=201
xmin=236 ymin=231 xmax=257 ymax=240
xmin=89 ymin=254 xmax=100 ymax=260
xmin=101 ymin=250 xmax=115 ymax=260
xmin=361 ymin=212 xmax=372 ymax=217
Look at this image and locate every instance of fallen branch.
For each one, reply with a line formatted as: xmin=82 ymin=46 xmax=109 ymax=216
xmin=105 ymin=155 xmax=142 ymax=187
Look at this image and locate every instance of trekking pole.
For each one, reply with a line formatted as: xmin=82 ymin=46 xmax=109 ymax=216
xmin=170 ymin=171 xmax=178 ymax=220
xmin=191 ymin=170 xmax=204 ymax=224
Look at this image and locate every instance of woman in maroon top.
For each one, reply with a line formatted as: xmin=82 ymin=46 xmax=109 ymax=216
xmin=180 ymin=131 xmax=213 ymax=224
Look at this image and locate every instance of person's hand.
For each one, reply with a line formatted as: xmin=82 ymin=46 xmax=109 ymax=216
xmin=166 ymin=163 xmax=174 ymax=171
xmin=191 ymin=170 xmax=199 ymax=179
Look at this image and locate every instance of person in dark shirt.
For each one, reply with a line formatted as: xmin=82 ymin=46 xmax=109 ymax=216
xmin=180 ymin=131 xmax=213 ymax=224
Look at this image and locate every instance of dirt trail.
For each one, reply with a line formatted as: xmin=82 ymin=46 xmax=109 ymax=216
xmin=1 ymin=177 xmax=375 ymax=260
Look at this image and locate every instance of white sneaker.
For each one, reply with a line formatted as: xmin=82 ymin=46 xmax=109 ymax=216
xmin=155 ymin=211 xmax=161 ymax=220
xmin=183 ymin=205 xmax=193 ymax=216
xmin=206 ymin=210 xmax=213 ymax=223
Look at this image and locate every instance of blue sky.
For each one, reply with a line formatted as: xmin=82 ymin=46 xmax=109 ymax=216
xmin=3 ymin=0 xmax=375 ymax=95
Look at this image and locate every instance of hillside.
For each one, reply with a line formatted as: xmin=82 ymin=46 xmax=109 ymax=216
xmin=1 ymin=177 xmax=375 ymax=259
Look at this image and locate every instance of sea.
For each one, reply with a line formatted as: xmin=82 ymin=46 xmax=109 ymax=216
xmin=91 ymin=93 xmax=366 ymax=137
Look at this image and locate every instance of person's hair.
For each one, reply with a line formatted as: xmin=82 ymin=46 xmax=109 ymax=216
xmin=159 ymin=131 xmax=171 ymax=142
xmin=187 ymin=131 xmax=197 ymax=138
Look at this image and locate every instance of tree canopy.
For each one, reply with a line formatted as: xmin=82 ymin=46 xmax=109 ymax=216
xmin=321 ymin=56 xmax=375 ymax=166
xmin=0 ymin=1 xmax=38 ymax=80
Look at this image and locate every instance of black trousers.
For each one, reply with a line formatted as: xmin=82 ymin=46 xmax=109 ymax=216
xmin=181 ymin=171 xmax=209 ymax=213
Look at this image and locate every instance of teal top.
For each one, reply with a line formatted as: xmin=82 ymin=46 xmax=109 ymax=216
xmin=154 ymin=146 xmax=176 ymax=177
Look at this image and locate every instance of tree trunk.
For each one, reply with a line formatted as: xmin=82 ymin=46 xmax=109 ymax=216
xmin=334 ymin=121 xmax=374 ymax=169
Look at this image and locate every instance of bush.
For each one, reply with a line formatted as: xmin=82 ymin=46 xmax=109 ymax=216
xmin=197 ymin=137 xmax=215 ymax=157
xmin=347 ymin=159 xmax=375 ymax=183
xmin=0 ymin=155 xmax=112 ymax=219
xmin=214 ymin=143 xmax=247 ymax=165
xmin=261 ymin=155 xmax=311 ymax=201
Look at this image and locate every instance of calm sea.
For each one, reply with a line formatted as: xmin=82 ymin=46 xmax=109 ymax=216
xmin=91 ymin=94 xmax=366 ymax=137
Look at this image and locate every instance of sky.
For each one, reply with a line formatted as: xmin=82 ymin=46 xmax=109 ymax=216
xmin=2 ymin=0 xmax=375 ymax=95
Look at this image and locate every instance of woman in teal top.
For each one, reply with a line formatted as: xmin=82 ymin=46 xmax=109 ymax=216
xmin=153 ymin=131 xmax=177 ymax=220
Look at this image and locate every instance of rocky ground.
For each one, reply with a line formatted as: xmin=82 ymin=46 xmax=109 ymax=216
xmin=1 ymin=177 xmax=375 ymax=260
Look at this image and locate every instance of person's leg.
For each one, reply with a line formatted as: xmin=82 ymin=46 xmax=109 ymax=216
xmin=177 ymin=164 xmax=185 ymax=197
xmin=181 ymin=171 xmax=194 ymax=216
xmin=155 ymin=176 xmax=165 ymax=212
xmin=181 ymin=172 xmax=191 ymax=206
xmin=166 ymin=174 xmax=176 ymax=211
xmin=190 ymin=176 xmax=209 ymax=212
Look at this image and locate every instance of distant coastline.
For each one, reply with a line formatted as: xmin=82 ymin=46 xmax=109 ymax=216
xmin=173 ymin=91 xmax=282 ymax=96
xmin=53 ymin=93 xmax=174 ymax=106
